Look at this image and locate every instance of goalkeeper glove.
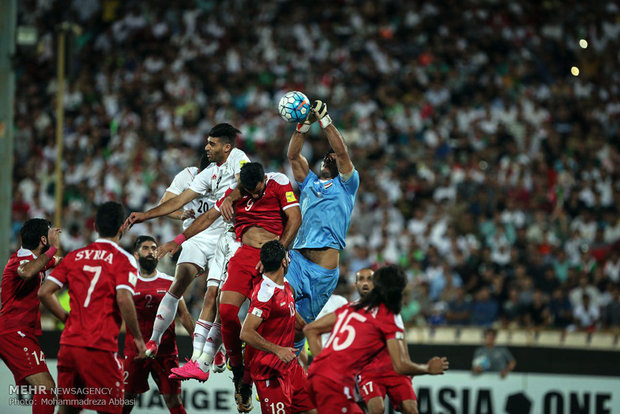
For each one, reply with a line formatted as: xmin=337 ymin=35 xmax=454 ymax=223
xmin=312 ymin=100 xmax=332 ymax=128
xmin=296 ymin=107 xmax=318 ymax=133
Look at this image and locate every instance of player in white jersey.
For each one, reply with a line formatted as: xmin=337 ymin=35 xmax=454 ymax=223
xmin=126 ymin=123 xmax=250 ymax=358
xmin=169 ymin=226 xmax=241 ymax=381
xmin=158 ymin=152 xmax=230 ymax=371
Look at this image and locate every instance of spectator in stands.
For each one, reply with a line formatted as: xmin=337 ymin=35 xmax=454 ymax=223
xmin=445 ymin=287 xmax=471 ymax=326
xmin=470 ymin=287 xmax=499 ymax=327
xmin=573 ymin=294 xmax=600 ymax=332
xmin=602 ymin=285 xmax=620 ymax=328
xmin=472 ymin=329 xmax=516 ymax=379
xmin=523 ymin=290 xmax=551 ymax=329
xmin=548 ymin=287 xmax=574 ymax=330
xmin=570 ymin=276 xmax=601 ymax=309
xmin=500 ymin=288 xmax=523 ymax=328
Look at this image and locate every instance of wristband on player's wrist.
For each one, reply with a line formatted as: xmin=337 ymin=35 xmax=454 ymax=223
xmin=173 ymin=234 xmax=187 ymax=246
xmin=296 ymin=122 xmax=311 ymax=133
xmin=318 ymin=115 xmax=332 ymax=128
xmin=45 ymin=246 xmax=58 ymax=258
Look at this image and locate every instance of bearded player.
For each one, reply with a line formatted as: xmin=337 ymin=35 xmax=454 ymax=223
xmin=123 ymin=236 xmax=195 ymax=414
xmin=304 ymin=265 xmax=449 ymax=413
xmin=285 ymin=100 xmax=360 ymax=350
xmin=240 ymin=240 xmax=315 ymax=414
xmin=355 ymin=268 xmax=418 ymax=414
xmin=125 ymin=123 xmax=250 ymax=360
xmin=158 ymin=162 xmax=301 ymax=411
xmin=0 ymin=219 xmax=63 ymax=414
xmin=39 ymin=202 xmax=146 ymax=414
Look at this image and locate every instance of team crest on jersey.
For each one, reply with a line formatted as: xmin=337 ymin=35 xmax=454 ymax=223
xmin=251 ymin=308 xmax=263 ymax=318
xmin=285 ymin=191 xmax=296 ymax=202
xmin=157 ymin=290 xmax=167 ymax=294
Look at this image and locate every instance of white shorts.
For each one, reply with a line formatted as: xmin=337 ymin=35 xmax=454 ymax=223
xmin=177 ymin=231 xmax=221 ymax=271
xmin=206 ymin=230 xmax=241 ymax=288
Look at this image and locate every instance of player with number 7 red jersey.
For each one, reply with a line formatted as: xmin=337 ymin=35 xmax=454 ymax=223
xmin=39 ymin=202 xmax=146 ymax=414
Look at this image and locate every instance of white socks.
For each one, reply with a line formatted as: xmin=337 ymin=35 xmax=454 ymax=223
xmin=150 ymin=292 xmax=180 ymax=344
xmin=191 ymin=320 xmax=212 ymax=361
xmin=198 ymin=322 xmax=222 ymax=372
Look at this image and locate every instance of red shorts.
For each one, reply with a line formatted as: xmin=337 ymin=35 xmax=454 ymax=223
xmin=124 ymin=353 xmax=180 ymax=395
xmin=0 ymin=330 xmax=49 ymax=384
xmin=358 ymin=373 xmax=416 ymax=409
xmin=306 ymin=374 xmax=363 ymax=414
xmin=222 ymin=245 xmax=261 ymax=298
xmin=57 ymin=344 xmax=124 ymax=414
xmin=290 ymin=362 xmax=314 ymax=413
xmin=256 ymin=375 xmax=293 ymax=414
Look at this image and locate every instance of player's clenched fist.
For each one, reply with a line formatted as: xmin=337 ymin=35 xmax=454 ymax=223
xmin=157 ymin=240 xmax=180 ymax=259
xmin=275 ymin=346 xmax=296 ymax=363
xmin=427 ymin=356 xmax=449 ymax=375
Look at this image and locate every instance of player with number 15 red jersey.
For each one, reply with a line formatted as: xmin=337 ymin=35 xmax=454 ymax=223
xmin=303 ymin=265 xmax=450 ymax=414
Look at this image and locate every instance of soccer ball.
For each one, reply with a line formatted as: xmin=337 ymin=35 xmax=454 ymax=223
xmin=278 ymin=91 xmax=310 ymax=123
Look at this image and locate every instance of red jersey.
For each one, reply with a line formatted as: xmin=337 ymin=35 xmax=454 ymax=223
xmin=124 ymin=271 xmax=177 ymax=357
xmin=362 ymin=347 xmax=395 ymax=378
xmin=246 ymin=275 xmax=296 ymax=380
xmin=308 ymin=303 xmax=404 ymax=388
xmin=0 ymin=248 xmax=57 ymax=336
xmin=48 ymin=239 xmax=138 ymax=352
xmin=215 ymin=172 xmax=299 ymax=241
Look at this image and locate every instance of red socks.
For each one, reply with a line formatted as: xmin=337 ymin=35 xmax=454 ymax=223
xmin=219 ymin=303 xmax=243 ymax=367
xmin=32 ymin=389 xmax=54 ymax=414
xmin=169 ymin=405 xmax=187 ymax=414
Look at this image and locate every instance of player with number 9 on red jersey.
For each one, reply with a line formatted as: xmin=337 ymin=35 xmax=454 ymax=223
xmin=158 ymin=162 xmax=302 ymax=412
xmin=303 ymin=265 xmax=450 ymax=414
xmin=0 ymin=219 xmax=64 ymax=414
xmin=38 ymin=202 xmax=147 ymax=414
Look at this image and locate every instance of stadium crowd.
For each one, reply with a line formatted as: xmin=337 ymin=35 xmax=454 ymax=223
xmin=10 ymin=0 xmax=620 ymax=331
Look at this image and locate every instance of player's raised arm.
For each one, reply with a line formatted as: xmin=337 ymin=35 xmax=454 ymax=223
xmin=240 ymin=313 xmax=296 ymax=363
xmin=117 ymin=288 xmax=146 ymax=358
xmin=386 ymin=338 xmax=449 ymax=377
xmin=287 ymin=112 xmax=315 ymax=183
xmin=18 ymin=227 xmax=61 ymax=280
xmin=126 ymin=188 xmax=200 ymax=227
xmin=303 ymin=312 xmax=337 ymax=357
xmin=159 ymin=191 xmax=195 ymax=221
xmin=176 ymin=298 xmax=195 ymax=336
xmin=157 ymin=205 xmax=222 ymax=259
xmin=312 ymin=100 xmax=355 ymax=176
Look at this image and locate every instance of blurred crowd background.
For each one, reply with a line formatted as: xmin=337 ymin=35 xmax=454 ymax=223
xmin=10 ymin=0 xmax=620 ymax=331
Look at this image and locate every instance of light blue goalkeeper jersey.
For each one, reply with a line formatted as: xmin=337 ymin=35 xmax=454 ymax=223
xmin=292 ymin=169 xmax=360 ymax=251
